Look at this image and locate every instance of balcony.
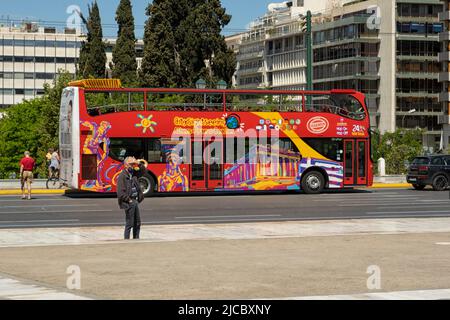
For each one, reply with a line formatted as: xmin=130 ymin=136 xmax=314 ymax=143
xmin=439 ymin=11 xmax=450 ymax=22
xmin=438 ymin=51 xmax=450 ymax=62
xmin=236 ymin=50 xmax=264 ymax=61
xmin=439 ymin=31 xmax=450 ymax=42
xmin=438 ymin=72 xmax=450 ymax=82
xmin=439 ymin=92 xmax=450 ymax=102
xmin=397 ymin=72 xmax=439 ymax=80
xmin=236 ymin=67 xmax=263 ymax=76
xmin=438 ymin=115 xmax=450 ymax=125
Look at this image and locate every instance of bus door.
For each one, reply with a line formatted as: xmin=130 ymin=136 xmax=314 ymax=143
xmin=356 ymin=139 xmax=368 ymax=185
xmin=343 ymin=139 xmax=368 ymax=185
xmin=190 ymin=140 xmax=223 ymax=190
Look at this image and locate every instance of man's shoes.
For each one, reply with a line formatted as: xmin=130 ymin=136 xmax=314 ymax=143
xmin=27 ymin=195 xmax=31 ymax=200
xmin=21 ymin=196 xmax=26 ymax=200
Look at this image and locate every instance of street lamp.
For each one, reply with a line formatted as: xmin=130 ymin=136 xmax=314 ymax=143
xmin=402 ymin=108 xmax=416 ymax=128
xmin=217 ymin=80 xmax=227 ymax=90
xmin=196 ymin=79 xmax=207 ymax=109
xmin=195 ymin=79 xmax=206 ymax=89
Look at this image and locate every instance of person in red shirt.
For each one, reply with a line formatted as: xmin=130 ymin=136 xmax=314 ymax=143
xmin=19 ymin=151 xmax=36 ymax=200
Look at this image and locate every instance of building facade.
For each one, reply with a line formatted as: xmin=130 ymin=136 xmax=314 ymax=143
xmin=439 ymin=0 xmax=450 ymax=151
xmin=0 ymin=22 xmax=144 ymax=111
xmin=0 ymin=23 xmax=81 ymax=109
xmin=228 ymin=0 xmax=445 ymax=152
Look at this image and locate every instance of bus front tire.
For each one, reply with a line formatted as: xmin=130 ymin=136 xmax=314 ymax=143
xmin=301 ymin=171 xmax=325 ymax=194
xmin=138 ymin=173 xmax=156 ymax=196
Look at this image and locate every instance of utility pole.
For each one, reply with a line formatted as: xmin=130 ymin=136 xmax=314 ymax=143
xmin=306 ymin=10 xmax=313 ymax=92
xmin=301 ymin=11 xmax=313 ymax=107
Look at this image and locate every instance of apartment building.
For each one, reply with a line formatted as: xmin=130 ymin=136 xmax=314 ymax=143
xmin=232 ymin=0 xmax=330 ymax=91
xmin=0 ymin=21 xmax=144 ymax=111
xmin=439 ymin=0 xmax=450 ymax=150
xmin=0 ymin=22 xmax=81 ymax=109
xmin=228 ymin=0 xmax=445 ymax=152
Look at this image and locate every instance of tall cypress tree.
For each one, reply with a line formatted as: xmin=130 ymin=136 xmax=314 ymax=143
xmin=78 ymin=1 xmax=106 ymax=78
xmin=140 ymin=0 xmax=235 ymax=88
xmin=140 ymin=0 xmax=179 ymax=88
xmin=112 ymin=0 xmax=137 ymax=85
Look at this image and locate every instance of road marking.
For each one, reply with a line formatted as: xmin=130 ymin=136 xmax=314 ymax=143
xmin=175 ymin=214 xmax=282 ymax=219
xmin=3 ymin=214 xmax=450 ymax=229
xmin=339 ymin=202 xmax=450 ymax=207
xmin=436 ymin=242 xmax=450 ymax=245
xmin=367 ymin=210 xmax=450 ymax=215
xmin=376 ymin=205 xmax=450 ymax=210
xmin=0 ymin=219 xmax=79 ymax=224
xmin=0 ymin=209 xmax=113 ymax=215
xmin=1 ymin=204 xmax=98 ymax=209
xmin=316 ymin=197 xmax=417 ymax=202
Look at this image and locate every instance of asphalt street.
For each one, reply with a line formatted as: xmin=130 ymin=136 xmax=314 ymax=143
xmin=0 ymin=188 xmax=449 ymax=229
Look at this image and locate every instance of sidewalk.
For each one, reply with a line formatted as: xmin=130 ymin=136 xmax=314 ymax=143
xmin=0 ymin=218 xmax=449 ymax=299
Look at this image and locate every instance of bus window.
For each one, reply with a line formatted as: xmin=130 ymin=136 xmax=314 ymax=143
xmin=86 ymin=91 xmax=145 ymax=116
xmin=302 ymin=138 xmax=344 ymax=162
xmin=109 ymin=138 xmax=144 ymax=162
xmin=307 ymin=94 xmax=366 ymax=120
xmin=147 ymin=138 xmax=162 ymax=163
xmin=225 ymin=93 xmax=302 ymax=112
xmin=147 ymin=92 xmax=223 ymax=111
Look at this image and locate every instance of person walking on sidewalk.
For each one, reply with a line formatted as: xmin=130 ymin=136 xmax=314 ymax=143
xmin=19 ymin=151 xmax=36 ymax=200
xmin=117 ymin=157 xmax=144 ymax=239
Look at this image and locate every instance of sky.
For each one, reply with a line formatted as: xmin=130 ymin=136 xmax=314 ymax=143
xmin=0 ymin=0 xmax=276 ymax=38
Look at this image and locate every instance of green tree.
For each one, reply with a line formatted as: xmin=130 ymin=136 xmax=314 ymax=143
xmin=112 ymin=0 xmax=138 ymax=86
xmin=178 ymin=0 xmax=234 ymax=87
xmin=0 ymin=71 xmax=73 ymax=178
xmin=140 ymin=0 xmax=236 ymax=88
xmin=0 ymin=99 xmax=44 ymax=178
xmin=78 ymin=1 xmax=107 ymax=78
xmin=140 ymin=0 xmax=182 ymax=88
xmin=374 ymin=128 xmax=424 ymax=175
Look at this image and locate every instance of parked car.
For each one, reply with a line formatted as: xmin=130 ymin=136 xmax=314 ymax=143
xmin=407 ymin=155 xmax=450 ymax=191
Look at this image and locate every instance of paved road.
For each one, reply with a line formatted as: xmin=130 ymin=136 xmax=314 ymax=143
xmin=0 ymin=188 xmax=449 ymax=229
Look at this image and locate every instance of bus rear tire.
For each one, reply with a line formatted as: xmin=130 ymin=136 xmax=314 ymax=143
xmin=301 ymin=171 xmax=325 ymax=194
xmin=138 ymin=173 xmax=156 ymax=196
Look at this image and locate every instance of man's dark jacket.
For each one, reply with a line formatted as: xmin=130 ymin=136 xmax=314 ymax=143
xmin=117 ymin=170 xmax=144 ymax=209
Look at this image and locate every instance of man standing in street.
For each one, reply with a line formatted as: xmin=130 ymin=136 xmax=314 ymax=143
xmin=117 ymin=157 xmax=144 ymax=239
xmin=19 ymin=151 xmax=36 ymax=200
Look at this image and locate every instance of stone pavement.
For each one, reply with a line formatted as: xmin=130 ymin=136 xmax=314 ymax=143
xmin=1 ymin=217 xmax=450 ymax=248
xmin=0 ymin=274 xmax=92 ymax=300
xmin=0 ymin=218 xmax=450 ymax=300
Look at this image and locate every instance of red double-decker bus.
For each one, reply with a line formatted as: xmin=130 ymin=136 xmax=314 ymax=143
xmin=59 ymin=79 xmax=373 ymax=195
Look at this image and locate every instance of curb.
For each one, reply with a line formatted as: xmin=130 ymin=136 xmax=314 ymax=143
xmin=0 ymin=184 xmax=413 ymax=195
xmin=0 ymin=189 xmax=65 ymax=195
xmin=369 ymin=183 xmax=411 ymax=189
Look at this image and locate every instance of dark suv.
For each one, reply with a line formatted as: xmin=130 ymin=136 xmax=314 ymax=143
xmin=407 ymin=155 xmax=450 ymax=191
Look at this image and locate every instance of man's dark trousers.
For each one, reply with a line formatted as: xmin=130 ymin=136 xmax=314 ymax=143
xmin=124 ymin=200 xmax=141 ymax=239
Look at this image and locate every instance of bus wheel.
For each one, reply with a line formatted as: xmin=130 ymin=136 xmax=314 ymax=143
xmin=301 ymin=171 xmax=325 ymax=194
xmin=138 ymin=173 xmax=156 ymax=196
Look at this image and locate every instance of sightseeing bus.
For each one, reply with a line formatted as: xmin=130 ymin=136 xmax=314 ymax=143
xmin=59 ymin=79 xmax=373 ymax=195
